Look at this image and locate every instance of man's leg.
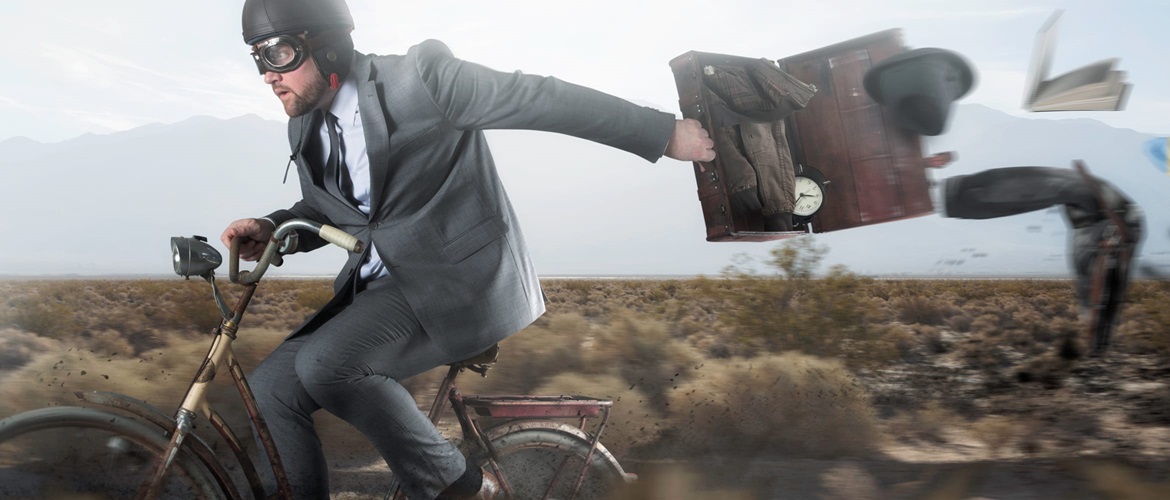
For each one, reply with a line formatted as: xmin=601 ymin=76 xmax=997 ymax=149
xmin=294 ymin=276 xmax=471 ymax=500
xmin=250 ymin=335 xmax=329 ymax=498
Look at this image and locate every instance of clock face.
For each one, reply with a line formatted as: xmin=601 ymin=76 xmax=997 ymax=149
xmin=793 ymin=176 xmax=824 ymax=217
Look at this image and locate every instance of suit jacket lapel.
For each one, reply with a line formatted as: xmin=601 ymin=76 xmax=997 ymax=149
xmin=353 ymin=52 xmax=393 ymax=217
xmin=291 ymin=113 xmax=317 ymax=185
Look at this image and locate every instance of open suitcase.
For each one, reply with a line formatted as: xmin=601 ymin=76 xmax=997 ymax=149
xmin=670 ymin=29 xmax=935 ymax=242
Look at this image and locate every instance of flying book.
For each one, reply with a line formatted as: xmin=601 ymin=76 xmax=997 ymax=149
xmin=1023 ymin=10 xmax=1131 ymax=112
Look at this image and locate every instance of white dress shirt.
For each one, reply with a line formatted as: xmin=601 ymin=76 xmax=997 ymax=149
xmin=315 ymin=74 xmax=390 ymax=282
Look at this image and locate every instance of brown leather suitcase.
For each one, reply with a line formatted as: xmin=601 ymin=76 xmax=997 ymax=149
xmin=669 ymin=29 xmax=935 ymax=242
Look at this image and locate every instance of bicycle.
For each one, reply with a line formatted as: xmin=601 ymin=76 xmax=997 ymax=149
xmin=0 ymin=219 xmax=633 ymax=499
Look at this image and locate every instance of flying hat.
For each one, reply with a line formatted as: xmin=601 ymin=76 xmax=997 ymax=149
xmin=863 ymin=48 xmax=976 ymax=136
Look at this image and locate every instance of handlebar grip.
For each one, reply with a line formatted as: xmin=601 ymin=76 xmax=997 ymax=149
xmin=319 ymin=225 xmax=365 ymax=253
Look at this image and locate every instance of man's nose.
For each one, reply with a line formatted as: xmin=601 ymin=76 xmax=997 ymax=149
xmin=263 ymin=71 xmax=281 ymax=85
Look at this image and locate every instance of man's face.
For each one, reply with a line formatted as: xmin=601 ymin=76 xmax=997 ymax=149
xmin=260 ymin=47 xmax=328 ymax=117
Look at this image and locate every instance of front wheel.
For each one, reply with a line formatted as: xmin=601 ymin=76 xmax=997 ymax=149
xmin=472 ymin=427 xmax=628 ymax=500
xmin=0 ymin=406 xmax=222 ymax=499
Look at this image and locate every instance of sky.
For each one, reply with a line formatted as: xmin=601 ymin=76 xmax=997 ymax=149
xmin=0 ymin=0 xmax=1167 ymax=277
xmin=1 ymin=0 xmax=1166 ymax=144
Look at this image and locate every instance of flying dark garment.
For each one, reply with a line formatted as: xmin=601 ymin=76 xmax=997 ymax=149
xmin=943 ymin=166 xmax=1144 ymax=354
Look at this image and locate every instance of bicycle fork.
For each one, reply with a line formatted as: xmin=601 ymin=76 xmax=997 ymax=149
xmin=136 ymin=282 xmax=293 ymax=500
xmin=136 ymin=408 xmax=199 ymax=499
xmin=134 ymin=322 xmax=238 ymax=500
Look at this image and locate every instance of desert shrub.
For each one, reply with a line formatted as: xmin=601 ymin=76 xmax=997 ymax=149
xmin=955 ymin=334 xmax=1011 ymax=369
xmin=79 ymin=328 xmax=140 ymax=356
xmin=0 ymin=328 xmax=63 ymax=371
xmin=661 ymin=352 xmax=878 ymax=458
xmin=885 ymin=400 xmax=960 ymax=444
xmin=561 ymin=279 xmax=598 ymax=294
xmin=7 ymin=295 xmax=80 ymax=339
xmin=583 ymin=312 xmax=703 ymax=409
xmin=295 ymin=283 xmax=335 ymax=311
xmin=895 ymin=295 xmax=954 ymax=326
xmin=143 ymin=281 xmax=224 ymax=331
xmin=968 ymin=313 xmax=1002 ymax=337
xmin=766 ymin=236 xmax=828 ymax=280
xmin=1115 ymin=281 xmax=1170 ymax=356
xmin=720 ymin=240 xmax=880 ymax=364
xmin=947 ymin=311 xmax=974 ymax=333
xmin=970 ymin=415 xmax=1024 ymax=458
xmin=1010 ymin=308 xmax=1051 ymax=343
xmin=915 ymin=324 xmax=948 ymax=354
xmin=457 ymin=312 xmax=589 ymax=395
xmin=1014 ymin=354 xmax=1074 ymax=388
xmin=870 ymin=324 xmax=918 ymax=362
xmin=533 ymin=372 xmax=666 ymax=458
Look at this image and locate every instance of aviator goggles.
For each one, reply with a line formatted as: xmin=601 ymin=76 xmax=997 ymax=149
xmin=250 ymin=34 xmax=309 ymax=74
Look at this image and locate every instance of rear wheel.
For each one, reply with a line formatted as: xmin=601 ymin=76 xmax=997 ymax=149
xmin=0 ymin=406 xmax=222 ymax=499
xmin=473 ymin=428 xmax=627 ymax=500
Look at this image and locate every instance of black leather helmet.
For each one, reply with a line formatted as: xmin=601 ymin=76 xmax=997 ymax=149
xmin=242 ymin=0 xmax=354 ymax=45
xmin=242 ymin=0 xmax=355 ymax=89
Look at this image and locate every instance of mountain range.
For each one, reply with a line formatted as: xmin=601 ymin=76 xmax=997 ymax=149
xmin=0 ymin=104 xmax=1165 ymax=278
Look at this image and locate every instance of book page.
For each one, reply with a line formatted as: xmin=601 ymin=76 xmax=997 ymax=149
xmin=1032 ymin=82 xmax=1130 ymax=111
xmin=1033 ymin=59 xmax=1119 ymax=105
xmin=1023 ymin=10 xmax=1063 ymax=106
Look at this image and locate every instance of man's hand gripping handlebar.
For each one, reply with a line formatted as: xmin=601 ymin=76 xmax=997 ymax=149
xmin=229 ymin=219 xmax=365 ymax=285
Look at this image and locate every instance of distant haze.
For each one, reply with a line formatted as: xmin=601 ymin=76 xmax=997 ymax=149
xmin=2 ymin=1 xmax=1168 ymax=278
xmin=1 ymin=104 xmax=1167 ymax=278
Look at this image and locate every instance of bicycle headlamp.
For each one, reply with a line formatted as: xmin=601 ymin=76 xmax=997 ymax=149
xmin=251 ymin=35 xmax=308 ymax=74
xmin=171 ymin=236 xmax=223 ymax=278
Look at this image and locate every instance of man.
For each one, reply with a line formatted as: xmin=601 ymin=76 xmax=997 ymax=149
xmin=219 ymin=0 xmax=714 ymax=499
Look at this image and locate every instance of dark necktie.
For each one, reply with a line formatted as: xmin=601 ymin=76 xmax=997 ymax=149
xmin=322 ymin=111 xmax=348 ymax=203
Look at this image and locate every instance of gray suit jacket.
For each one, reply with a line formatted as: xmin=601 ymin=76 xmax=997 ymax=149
xmin=267 ymin=40 xmax=676 ymax=358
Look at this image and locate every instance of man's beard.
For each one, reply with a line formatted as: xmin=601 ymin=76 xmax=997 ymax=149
xmin=283 ymin=73 xmax=328 ymax=117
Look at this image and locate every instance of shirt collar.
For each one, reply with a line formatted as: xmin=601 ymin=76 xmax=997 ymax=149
xmin=327 ymin=70 xmax=360 ymax=126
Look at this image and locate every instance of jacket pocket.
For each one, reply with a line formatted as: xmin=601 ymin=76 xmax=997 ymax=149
xmin=441 ymin=215 xmax=509 ymax=264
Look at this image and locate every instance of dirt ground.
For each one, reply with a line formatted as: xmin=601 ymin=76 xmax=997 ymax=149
xmin=321 ymin=349 xmax=1170 ymax=500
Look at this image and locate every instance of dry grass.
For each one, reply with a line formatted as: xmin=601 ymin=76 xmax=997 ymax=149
xmin=659 ymin=352 xmax=879 ymax=458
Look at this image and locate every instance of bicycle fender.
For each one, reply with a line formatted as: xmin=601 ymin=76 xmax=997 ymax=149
xmin=75 ymin=391 xmax=244 ymax=500
xmin=479 ymin=419 xmax=628 ymax=478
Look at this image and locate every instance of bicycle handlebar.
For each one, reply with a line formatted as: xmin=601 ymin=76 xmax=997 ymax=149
xmin=230 ymin=219 xmax=365 ymax=285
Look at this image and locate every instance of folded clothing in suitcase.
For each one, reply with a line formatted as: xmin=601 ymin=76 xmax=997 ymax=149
xmin=670 ymin=29 xmax=936 ymax=242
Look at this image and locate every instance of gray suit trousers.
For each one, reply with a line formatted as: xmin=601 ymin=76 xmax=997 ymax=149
xmin=249 ymin=276 xmax=465 ymax=499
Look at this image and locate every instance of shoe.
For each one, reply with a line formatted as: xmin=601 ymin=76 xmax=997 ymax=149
xmin=440 ymin=466 xmax=501 ymax=500
xmin=474 ymin=466 xmax=502 ymax=499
